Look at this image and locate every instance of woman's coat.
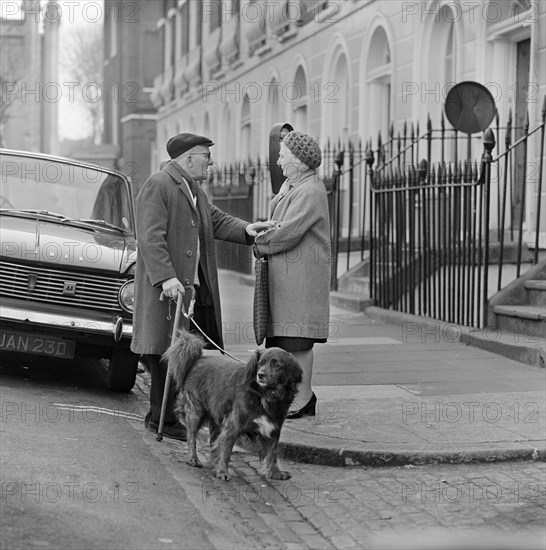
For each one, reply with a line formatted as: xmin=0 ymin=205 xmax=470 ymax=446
xmin=131 ymin=161 xmax=251 ymax=355
xmin=254 ymin=170 xmax=331 ymax=340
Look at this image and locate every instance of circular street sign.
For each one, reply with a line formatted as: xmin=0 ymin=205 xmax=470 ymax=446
xmin=444 ymin=81 xmax=496 ymax=134
xmin=269 ymin=122 xmax=294 ymax=195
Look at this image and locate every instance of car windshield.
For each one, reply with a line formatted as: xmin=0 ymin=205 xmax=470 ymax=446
xmin=0 ymin=153 xmax=134 ymax=233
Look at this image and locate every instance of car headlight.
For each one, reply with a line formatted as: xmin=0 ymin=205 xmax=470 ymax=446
xmin=119 ymin=280 xmax=134 ymax=313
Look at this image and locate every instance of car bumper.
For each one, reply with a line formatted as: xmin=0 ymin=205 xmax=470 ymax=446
xmin=0 ymin=304 xmax=133 ymax=340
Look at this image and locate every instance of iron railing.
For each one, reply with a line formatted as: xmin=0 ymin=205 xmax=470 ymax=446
xmin=366 ymin=96 xmax=545 ymax=327
xmin=210 ymin=97 xmax=545 ymax=329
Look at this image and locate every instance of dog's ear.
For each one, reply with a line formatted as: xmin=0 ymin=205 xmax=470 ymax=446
xmin=286 ymin=354 xmax=303 ymax=387
xmin=243 ymin=349 xmax=261 ymax=385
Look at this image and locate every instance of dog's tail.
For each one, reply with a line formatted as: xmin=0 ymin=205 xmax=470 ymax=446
xmin=162 ymin=329 xmax=204 ymax=390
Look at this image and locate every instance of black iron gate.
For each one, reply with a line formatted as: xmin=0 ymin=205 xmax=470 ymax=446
xmin=366 ymin=98 xmax=545 ymax=327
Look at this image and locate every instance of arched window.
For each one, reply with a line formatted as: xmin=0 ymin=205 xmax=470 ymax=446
xmin=322 ymin=39 xmax=350 ymax=145
xmin=330 ymin=52 xmax=349 ymax=144
xmin=240 ymin=94 xmax=251 ymax=161
xmin=290 ymin=66 xmax=308 ymax=132
xmin=203 ymin=112 xmax=210 ymax=138
xmin=221 ymin=105 xmax=232 ymax=164
xmin=445 ymin=22 xmax=455 ymax=85
xmin=424 ymin=3 xmax=460 ymax=162
xmin=365 ymin=26 xmax=391 ymax=149
xmin=267 ymin=78 xmax=280 ymax=129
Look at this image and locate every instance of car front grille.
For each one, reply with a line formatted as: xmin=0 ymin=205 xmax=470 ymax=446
xmin=0 ymin=260 xmax=126 ymax=312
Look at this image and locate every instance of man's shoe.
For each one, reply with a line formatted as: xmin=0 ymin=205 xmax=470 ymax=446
xmin=148 ymin=419 xmax=187 ymax=441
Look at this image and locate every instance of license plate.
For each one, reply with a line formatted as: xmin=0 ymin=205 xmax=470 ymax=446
xmin=0 ymin=330 xmax=75 ymax=359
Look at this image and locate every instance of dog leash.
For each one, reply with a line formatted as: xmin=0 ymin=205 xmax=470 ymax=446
xmin=164 ymin=287 xmax=243 ymax=362
xmin=187 ymin=317 xmax=245 ymax=364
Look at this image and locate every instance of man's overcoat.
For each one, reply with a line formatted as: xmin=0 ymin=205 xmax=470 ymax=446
xmin=254 ymin=170 xmax=331 ymax=340
xmin=131 ymin=161 xmax=250 ymax=355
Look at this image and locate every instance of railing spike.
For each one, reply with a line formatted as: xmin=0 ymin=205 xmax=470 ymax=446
xmin=483 ymin=128 xmax=496 ymax=154
xmin=365 ymin=146 xmax=374 ymax=168
xmin=418 ymin=158 xmax=428 ymax=181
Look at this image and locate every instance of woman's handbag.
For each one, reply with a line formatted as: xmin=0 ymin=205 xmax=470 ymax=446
xmin=253 ymin=246 xmax=269 ymax=346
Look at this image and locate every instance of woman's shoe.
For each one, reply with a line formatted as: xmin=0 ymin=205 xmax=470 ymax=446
xmin=286 ymin=393 xmax=317 ymax=419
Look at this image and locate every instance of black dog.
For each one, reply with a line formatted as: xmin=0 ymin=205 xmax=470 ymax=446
xmin=163 ymin=329 xmax=302 ymax=481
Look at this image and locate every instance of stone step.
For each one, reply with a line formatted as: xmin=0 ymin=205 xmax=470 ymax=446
xmin=461 ymin=328 xmax=545 ymax=369
xmin=493 ymin=304 xmax=546 ymax=320
xmin=526 ymin=280 xmax=546 ymax=306
xmin=493 ymin=305 xmax=546 ymax=339
xmin=337 ymin=276 xmax=369 ymax=295
xmin=330 ymin=291 xmax=373 ymax=313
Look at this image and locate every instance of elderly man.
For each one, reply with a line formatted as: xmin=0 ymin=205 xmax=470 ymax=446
xmin=131 ymin=133 xmax=274 ymax=440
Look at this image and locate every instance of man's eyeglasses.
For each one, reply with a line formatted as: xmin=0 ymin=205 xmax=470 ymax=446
xmin=190 ymin=152 xmax=211 ymax=160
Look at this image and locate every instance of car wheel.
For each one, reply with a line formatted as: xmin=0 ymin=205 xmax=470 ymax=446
xmin=107 ymin=348 xmax=138 ymax=392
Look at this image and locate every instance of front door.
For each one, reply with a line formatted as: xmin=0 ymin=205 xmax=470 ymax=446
xmin=512 ymin=38 xmax=530 ymax=231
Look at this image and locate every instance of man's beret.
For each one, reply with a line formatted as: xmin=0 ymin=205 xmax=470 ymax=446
xmin=166 ymin=133 xmax=214 ymax=159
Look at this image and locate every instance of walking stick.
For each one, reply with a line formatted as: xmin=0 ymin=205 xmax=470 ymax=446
xmin=156 ymin=287 xmax=195 ymax=441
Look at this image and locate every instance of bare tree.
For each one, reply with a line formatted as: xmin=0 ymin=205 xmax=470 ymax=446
xmin=61 ymin=24 xmax=104 ymax=144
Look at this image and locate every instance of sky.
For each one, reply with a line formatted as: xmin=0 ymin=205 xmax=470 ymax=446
xmin=1 ymin=0 xmax=107 ymax=143
xmin=57 ymin=0 xmax=105 ymax=141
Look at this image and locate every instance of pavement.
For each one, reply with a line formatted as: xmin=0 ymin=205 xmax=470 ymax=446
xmin=138 ymin=269 xmax=546 ymax=469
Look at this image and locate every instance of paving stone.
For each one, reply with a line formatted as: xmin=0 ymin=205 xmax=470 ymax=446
xmin=284 ymin=543 xmax=308 ymax=550
xmin=299 ymin=534 xmax=335 ymax=550
xmin=224 ymin=443 xmax=546 ymax=549
xmin=288 ymin=521 xmax=321 ymax=536
xmin=328 ymin=534 xmax=362 ymax=549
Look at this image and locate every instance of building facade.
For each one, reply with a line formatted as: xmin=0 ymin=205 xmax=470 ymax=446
xmin=150 ymin=0 xmax=544 ymax=163
xmin=103 ymin=0 xmax=164 ymax=192
xmin=146 ymin=0 xmax=544 ymax=241
xmin=0 ymin=0 xmax=60 ymax=153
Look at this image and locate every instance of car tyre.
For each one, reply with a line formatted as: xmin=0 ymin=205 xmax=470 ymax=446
xmin=107 ymin=348 xmax=138 ymax=392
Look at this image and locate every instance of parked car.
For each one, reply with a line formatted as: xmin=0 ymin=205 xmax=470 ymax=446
xmin=0 ymin=149 xmax=139 ymax=392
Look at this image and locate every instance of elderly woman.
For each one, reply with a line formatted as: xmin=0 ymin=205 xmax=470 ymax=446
xmin=254 ymin=131 xmax=331 ymax=419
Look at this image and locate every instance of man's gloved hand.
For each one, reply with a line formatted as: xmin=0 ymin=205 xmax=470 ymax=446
xmin=159 ymin=277 xmax=185 ymax=301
